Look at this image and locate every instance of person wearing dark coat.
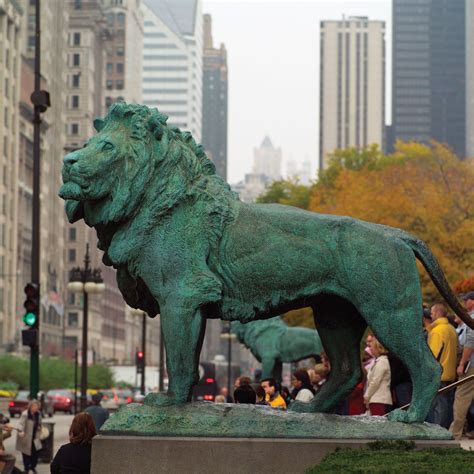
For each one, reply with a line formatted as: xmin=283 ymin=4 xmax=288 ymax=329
xmin=50 ymin=412 xmax=96 ymax=474
xmin=84 ymin=393 xmax=109 ymax=430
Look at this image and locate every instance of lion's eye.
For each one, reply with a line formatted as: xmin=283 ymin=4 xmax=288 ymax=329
xmin=102 ymin=142 xmax=114 ymax=151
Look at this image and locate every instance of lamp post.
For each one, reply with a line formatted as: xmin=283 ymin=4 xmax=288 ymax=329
xmin=220 ymin=322 xmax=236 ymax=396
xmin=67 ymin=244 xmax=105 ymax=411
xmin=131 ymin=308 xmax=147 ymax=395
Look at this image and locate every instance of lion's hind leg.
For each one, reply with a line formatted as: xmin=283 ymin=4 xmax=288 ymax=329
xmin=290 ymin=296 xmax=366 ymax=413
xmin=363 ymin=305 xmax=441 ymax=423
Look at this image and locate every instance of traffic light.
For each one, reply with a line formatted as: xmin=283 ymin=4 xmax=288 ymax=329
xmin=23 ymin=283 xmax=39 ymax=328
xmin=22 ymin=283 xmax=39 ymax=347
xmin=136 ymin=350 xmax=145 ymax=374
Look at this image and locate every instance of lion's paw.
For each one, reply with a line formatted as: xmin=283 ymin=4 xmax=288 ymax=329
xmin=144 ymin=392 xmax=185 ymax=408
xmin=387 ymin=408 xmax=422 ymax=424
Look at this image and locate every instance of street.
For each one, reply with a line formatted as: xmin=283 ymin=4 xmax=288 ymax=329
xmin=3 ymin=412 xmax=73 ymax=474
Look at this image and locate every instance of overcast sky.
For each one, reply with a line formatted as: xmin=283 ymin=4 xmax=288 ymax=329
xmin=203 ymin=0 xmax=391 ymax=183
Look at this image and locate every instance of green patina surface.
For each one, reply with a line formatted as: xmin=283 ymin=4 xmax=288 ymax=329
xmin=100 ymin=402 xmax=452 ymax=440
xmin=231 ymin=318 xmax=323 ymax=380
xmin=59 ymin=102 xmax=474 ymax=428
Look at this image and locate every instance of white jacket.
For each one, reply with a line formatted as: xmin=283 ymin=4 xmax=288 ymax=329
xmin=364 ymin=355 xmax=392 ymax=405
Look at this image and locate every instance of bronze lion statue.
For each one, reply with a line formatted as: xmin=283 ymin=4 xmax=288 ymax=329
xmin=231 ymin=318 xmax=323 ymax=381
xmin=59 ymin=103 xmax=473 ymax=423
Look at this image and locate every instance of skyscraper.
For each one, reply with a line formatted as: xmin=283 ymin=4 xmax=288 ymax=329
xmin=202 ymin=14 xmax=228 ymax=180
xmin=104 ymin=0 xmax=144 ymax=109
xmin=142 ymin=0 xmax=203 ymax=141
xmin=319 ymin=16 xmax=385 ymax=170
xmin=253 ymin=136 xmax=282 ymax=181
xmin=0 ymin=0 xmax=22 ymax=349
xmin=392 ymin=0 xmax=466 ymax=157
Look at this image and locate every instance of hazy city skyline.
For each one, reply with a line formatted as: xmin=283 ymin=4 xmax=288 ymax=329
xmin=204 ymin=0 xmax=391 ymax=183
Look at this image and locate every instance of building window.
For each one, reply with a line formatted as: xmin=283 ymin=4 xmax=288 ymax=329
xmin=116 ymin=63 xmax=124 ymax=73
xmin=117 ymin=13 xmax=125 ymax=24
xmin=73 ymin=32 xmax=81 ymax=46
xmin=4 ymin=108 xmax=8 ymax=128
xmin=67 ymin=292 xmax=75 ymax=305
xmin=69 ymin=228 xmax=77 ymax=241
xmin=70 ymin=123 xmax=79 ymax=135
xmin=73 ymin=53 xmax=80 ymax=66
xmin=106 ymin=80 xmax=113 ymax=90
xmin=107 ymin=63 xmax=113 ymax=74
xmin=116 ymin=80 xmax=124 ymax=90
xmin=71 ymin=95 xmax=80 ymax=109
xmin=28 ymin=36 xmax=35 ymax=49
xmin=107 ymin=13 xmax=114 ymax=25
xmin=116 ymin=46 xmax=124 ymax=56
xmin=68 ymin=248 xmax=76 ymax=262
xmin=72 ymin=74 xmax=80 ymax=88
xmin=105 ymin=96 xmax=113 ymax=108
xmin=74 ymin=0 xmax=82 ymax=9
xmin=68 ymin=312 xmax=79 ymax=327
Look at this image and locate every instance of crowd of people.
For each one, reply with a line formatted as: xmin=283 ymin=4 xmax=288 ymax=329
xmin=0 ymin=393 xmax=109 ymax=474
xmin=215 ymin=292 xmax=474 ymax=441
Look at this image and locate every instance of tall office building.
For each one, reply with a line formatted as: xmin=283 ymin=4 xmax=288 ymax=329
xmin=141 ymin=0 xmax=203 ymax=141
xmin=253 ymin=136 xmax=282 ymax=181
xmin=392 ymin=0 xmax=466 ymax=158
xmin=319 ymin=16 xmax=385 ymax=169
xmin=202 ymin=13 xmax=228 ymax=180
xmin=0 ymin=0 xmax=22 ymax=349
xmin=16 ymin=0 xmax=70 ymax=355
xmin=63 ymin=0 xmax=111 ymax=360
xmin=104 ymin=0 xmax=144 ymax=108
xmin=466 ymin=0 xmax=474 ymax=158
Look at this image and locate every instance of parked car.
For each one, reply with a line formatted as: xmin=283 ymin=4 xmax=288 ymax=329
xmin=47 ymin=389 xmax=74 ymax=413
xmin=8 ymin=390 xmax=29 ymax=418
xmin=8 ymin=390 xmax=55 ymax=418
xmin=101 ymin=388 xmax=134 ymax=411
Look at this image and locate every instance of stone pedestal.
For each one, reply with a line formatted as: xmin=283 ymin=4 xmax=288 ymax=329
xmin=91 ymin=436 xmax=460 ymax=474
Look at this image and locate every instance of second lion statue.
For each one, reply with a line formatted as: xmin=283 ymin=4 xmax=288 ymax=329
xmin=59 ymin=103 xmax=473 ymax=423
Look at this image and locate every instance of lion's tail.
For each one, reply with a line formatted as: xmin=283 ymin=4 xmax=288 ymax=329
xmin=401 ymin=233 xmax=474 ymax=329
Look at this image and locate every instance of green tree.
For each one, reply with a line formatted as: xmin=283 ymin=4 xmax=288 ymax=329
xmin=256 ymin=179 xmax=312 ymax=209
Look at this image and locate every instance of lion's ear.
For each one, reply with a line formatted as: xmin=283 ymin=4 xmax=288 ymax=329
xmin=147 ymin=117 xmax=164 ymax=141
xmin=93 ymin=118 xmax=105 ymax=132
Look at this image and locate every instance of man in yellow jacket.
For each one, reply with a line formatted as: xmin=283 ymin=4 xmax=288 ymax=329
xmin=426 ymin=303 xmax=458 ymax=428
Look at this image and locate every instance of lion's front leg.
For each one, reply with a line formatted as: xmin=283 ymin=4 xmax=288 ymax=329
xmin=145 ymin=303 xmax=206 ymax=407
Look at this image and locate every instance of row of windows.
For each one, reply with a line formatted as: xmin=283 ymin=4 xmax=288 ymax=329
xmin=143 ymin=77 xmax=187 ymax=83
xmin=143 ymin=89 xmax=187 ymax=94
xmin=143 ymin=54 xmax=187 ymax=61
xmin=144 ymin=43 xmax=178 ymax=49
xmin=107 ymin=63 xmax=124 ymax=74
xmin=107 ymin=12 xmax=126 ymax=26
xmin=106 ymin=80 xmax=124 ymax=90
xmin=144 ymin=32 xmax=166 ymax=38
xmin=145 ymin=100 xmax=188 ymax=106
xmin=143 ymin=66 xmax=188 ymax=72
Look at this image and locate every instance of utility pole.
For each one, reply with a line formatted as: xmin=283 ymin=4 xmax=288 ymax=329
xmin=29 ymin=0 xmax=50 ymax=399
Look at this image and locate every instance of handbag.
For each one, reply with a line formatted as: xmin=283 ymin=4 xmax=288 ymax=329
xmin=39 ymin=425 xmax=50 ymax=441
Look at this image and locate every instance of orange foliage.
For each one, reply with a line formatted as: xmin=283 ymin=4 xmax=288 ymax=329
xmin=310 ymin=142 xmax=474 ymax=302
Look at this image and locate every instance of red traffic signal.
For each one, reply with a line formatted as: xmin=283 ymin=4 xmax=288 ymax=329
xmin=136 ymin=350 xmax=145 ymax=373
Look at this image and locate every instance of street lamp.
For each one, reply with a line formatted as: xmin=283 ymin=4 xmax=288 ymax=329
xmin=131 ymin=308 xmax=147 ymax=395
xmin=67 ymin=243 xmax=105 ymax=411
xmin=220 ymin=322 xmax=236 ymax=396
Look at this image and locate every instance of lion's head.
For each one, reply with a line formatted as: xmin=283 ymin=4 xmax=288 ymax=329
xmin=59 ymin=102 xmax=224 ymax=227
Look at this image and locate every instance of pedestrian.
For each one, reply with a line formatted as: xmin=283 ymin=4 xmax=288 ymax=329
xmin=426 ymin=303 xmax=458 ymax=428
xmin=280 ymin=386 xmax=292 ymax=407
xmin=233 ymin=385 xmax=256 ymax=404
xmin=311 ymin=363 xmax=329 ymax=392
xmin=449 ymin=292 xmax=474 ymax=440
xmin=219 ymin=387 xmax=232 ymax=403
xmin=255 ymin=386 xmax=268 ymax=406
xmin=0 ymin=413 xmax=16 ymax=474
xmin=84 ymin=393 xmax=109 ymax=431
xmin=261 ymin=378 xmax=286 ymax=409
xmin=290 ymin=369 xmax=315 ymax=403
xmin=364 ymin=338 xmax=392 ymax=416
xmin=234 ymin=376 xmax=251 ymax=389
xmin=50 ymin=412 xmax=97 ymax=474
xmin=15 ymin=399 xmax=43 ymax=474
xmin=214 ymin=395 xmax=226 ymax=403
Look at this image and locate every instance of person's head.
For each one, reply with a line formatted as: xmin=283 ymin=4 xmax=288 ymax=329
xmin=28 ymin=399 xmax=40 ymax=414
xmin=430 ymin=303 xmax=447 ymax=321
xmin=214 ymin=395 xmax=226 ymax=403
xmin=462 ymin=291 xmax=474 ymax=312
xmin=280 ymin=386 xmax=290 ymax=400
xmin=370 ymin=338 xmax=388 ymax=358
xmin=219 ymin=387 xmax=229 ymax=398
xmin=313 ymin=363 xmax=329 ymax=381
xmin=69 ymin=412 xmax=97 ymax=445
xmin=261 ymin=378 xmax=277 ymax=396
xmin=255 ymin=385 xmax=266 ymax=403
xmin=291 ymin=368 xmax=311 ymax=390
xmin=233 ymin=384 xmax=256 ymax=404
xmin=234 ymin=376 xmax=251 ymax=388
xmin=91 ymin=393 xmax=103 ymax=405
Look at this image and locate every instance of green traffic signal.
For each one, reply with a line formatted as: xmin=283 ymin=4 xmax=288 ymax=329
xmin=23 ymin=311 xmax=38 ymax=327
